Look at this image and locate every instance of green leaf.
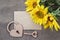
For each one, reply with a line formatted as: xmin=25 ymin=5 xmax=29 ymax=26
xmin=46 ymin=0 xmax=55 ymax=5
xmin=51 ymin=13 xmax=58 ymax=20
xmin=48 ymin=6 xmax=53 ymax=12
xmin=54 ymin=15 xmax=58 ymax=21
xmin=56 ymin=0 xmax=60 ymax=5
xmin=53 ymin=7 xmax=60 ymax=15
xmin=50 ymin=7 xmax=60 ymax=20
xmin=41 ymin=0 xmax=46 ymax=3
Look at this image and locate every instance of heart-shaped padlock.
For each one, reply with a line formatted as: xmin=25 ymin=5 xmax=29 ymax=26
xmin=7 ymin=21 xmax=23 ymax=37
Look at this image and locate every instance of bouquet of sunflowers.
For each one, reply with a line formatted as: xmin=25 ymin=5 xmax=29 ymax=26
xmin=25 ymin=0 xmax=60 ymax=31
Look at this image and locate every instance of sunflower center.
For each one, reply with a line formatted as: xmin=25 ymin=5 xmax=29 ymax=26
xmin=48 ymin=16 xmax=53 ymax=22
xmin=33 ymin=2 xmax=37 ymax=8
xmin=36 ymin=11 xmax=44 ymax=18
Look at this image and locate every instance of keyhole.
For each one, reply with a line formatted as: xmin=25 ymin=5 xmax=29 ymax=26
xmin=33 ymin=33 xmax=36 ymax=35
xmin=16 ymin=30 xmax=20 ymax=34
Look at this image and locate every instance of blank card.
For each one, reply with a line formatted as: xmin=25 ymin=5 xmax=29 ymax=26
xmin=14 ymin=11 xmax=42 ymax=30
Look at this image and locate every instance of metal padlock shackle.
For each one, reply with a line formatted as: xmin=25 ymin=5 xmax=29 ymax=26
xmin=7 ymin=21 xmax=23 ymax=33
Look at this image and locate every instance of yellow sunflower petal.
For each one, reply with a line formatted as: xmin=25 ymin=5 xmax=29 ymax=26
xmin=25 ymin=0 xmax=32 ymax=6
xmin=54 ymin=25 xmax=58 ymax=31
xmin=40 ymin=5 xmax=45 ymax=9
xmin=53 ymin=20 xmax=60 ymax=31
xmin=44 ymin=24 xmax=49 ymax=29
xmin=49 ymin=24 xmax=53 ymax=31
xmin=26 ymin=7 xmax=33 ymax=11
xmin=37 ymin=0 xmax=40 ymax=7
xmin=44 ymin=7 xmax=48 ymax=14
xmin=42 ymin=15 xmax=48 ymax=24
xmin=29 ymin=7 xmax=39 ymax=14
xmin=39 ymin=19 xmax=43 ymax=25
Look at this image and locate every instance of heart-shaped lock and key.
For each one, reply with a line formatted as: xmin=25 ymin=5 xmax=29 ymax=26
xmin=7 ymin=21 xmax=23 ymax=37
xmin=7 ymin=21 xmax=38 ymax=38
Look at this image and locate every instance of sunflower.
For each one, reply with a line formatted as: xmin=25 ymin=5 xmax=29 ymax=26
xmin=25 ymin=0 xmax=40 ymax=12
xmin=43 ymin=13 xmax=60 ymax=31
xmin=30 ymin=5 xmax=48 ymax=25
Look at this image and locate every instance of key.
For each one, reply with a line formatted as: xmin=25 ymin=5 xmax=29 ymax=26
xmin=24 ymin=31 xmax=37 ymax=38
